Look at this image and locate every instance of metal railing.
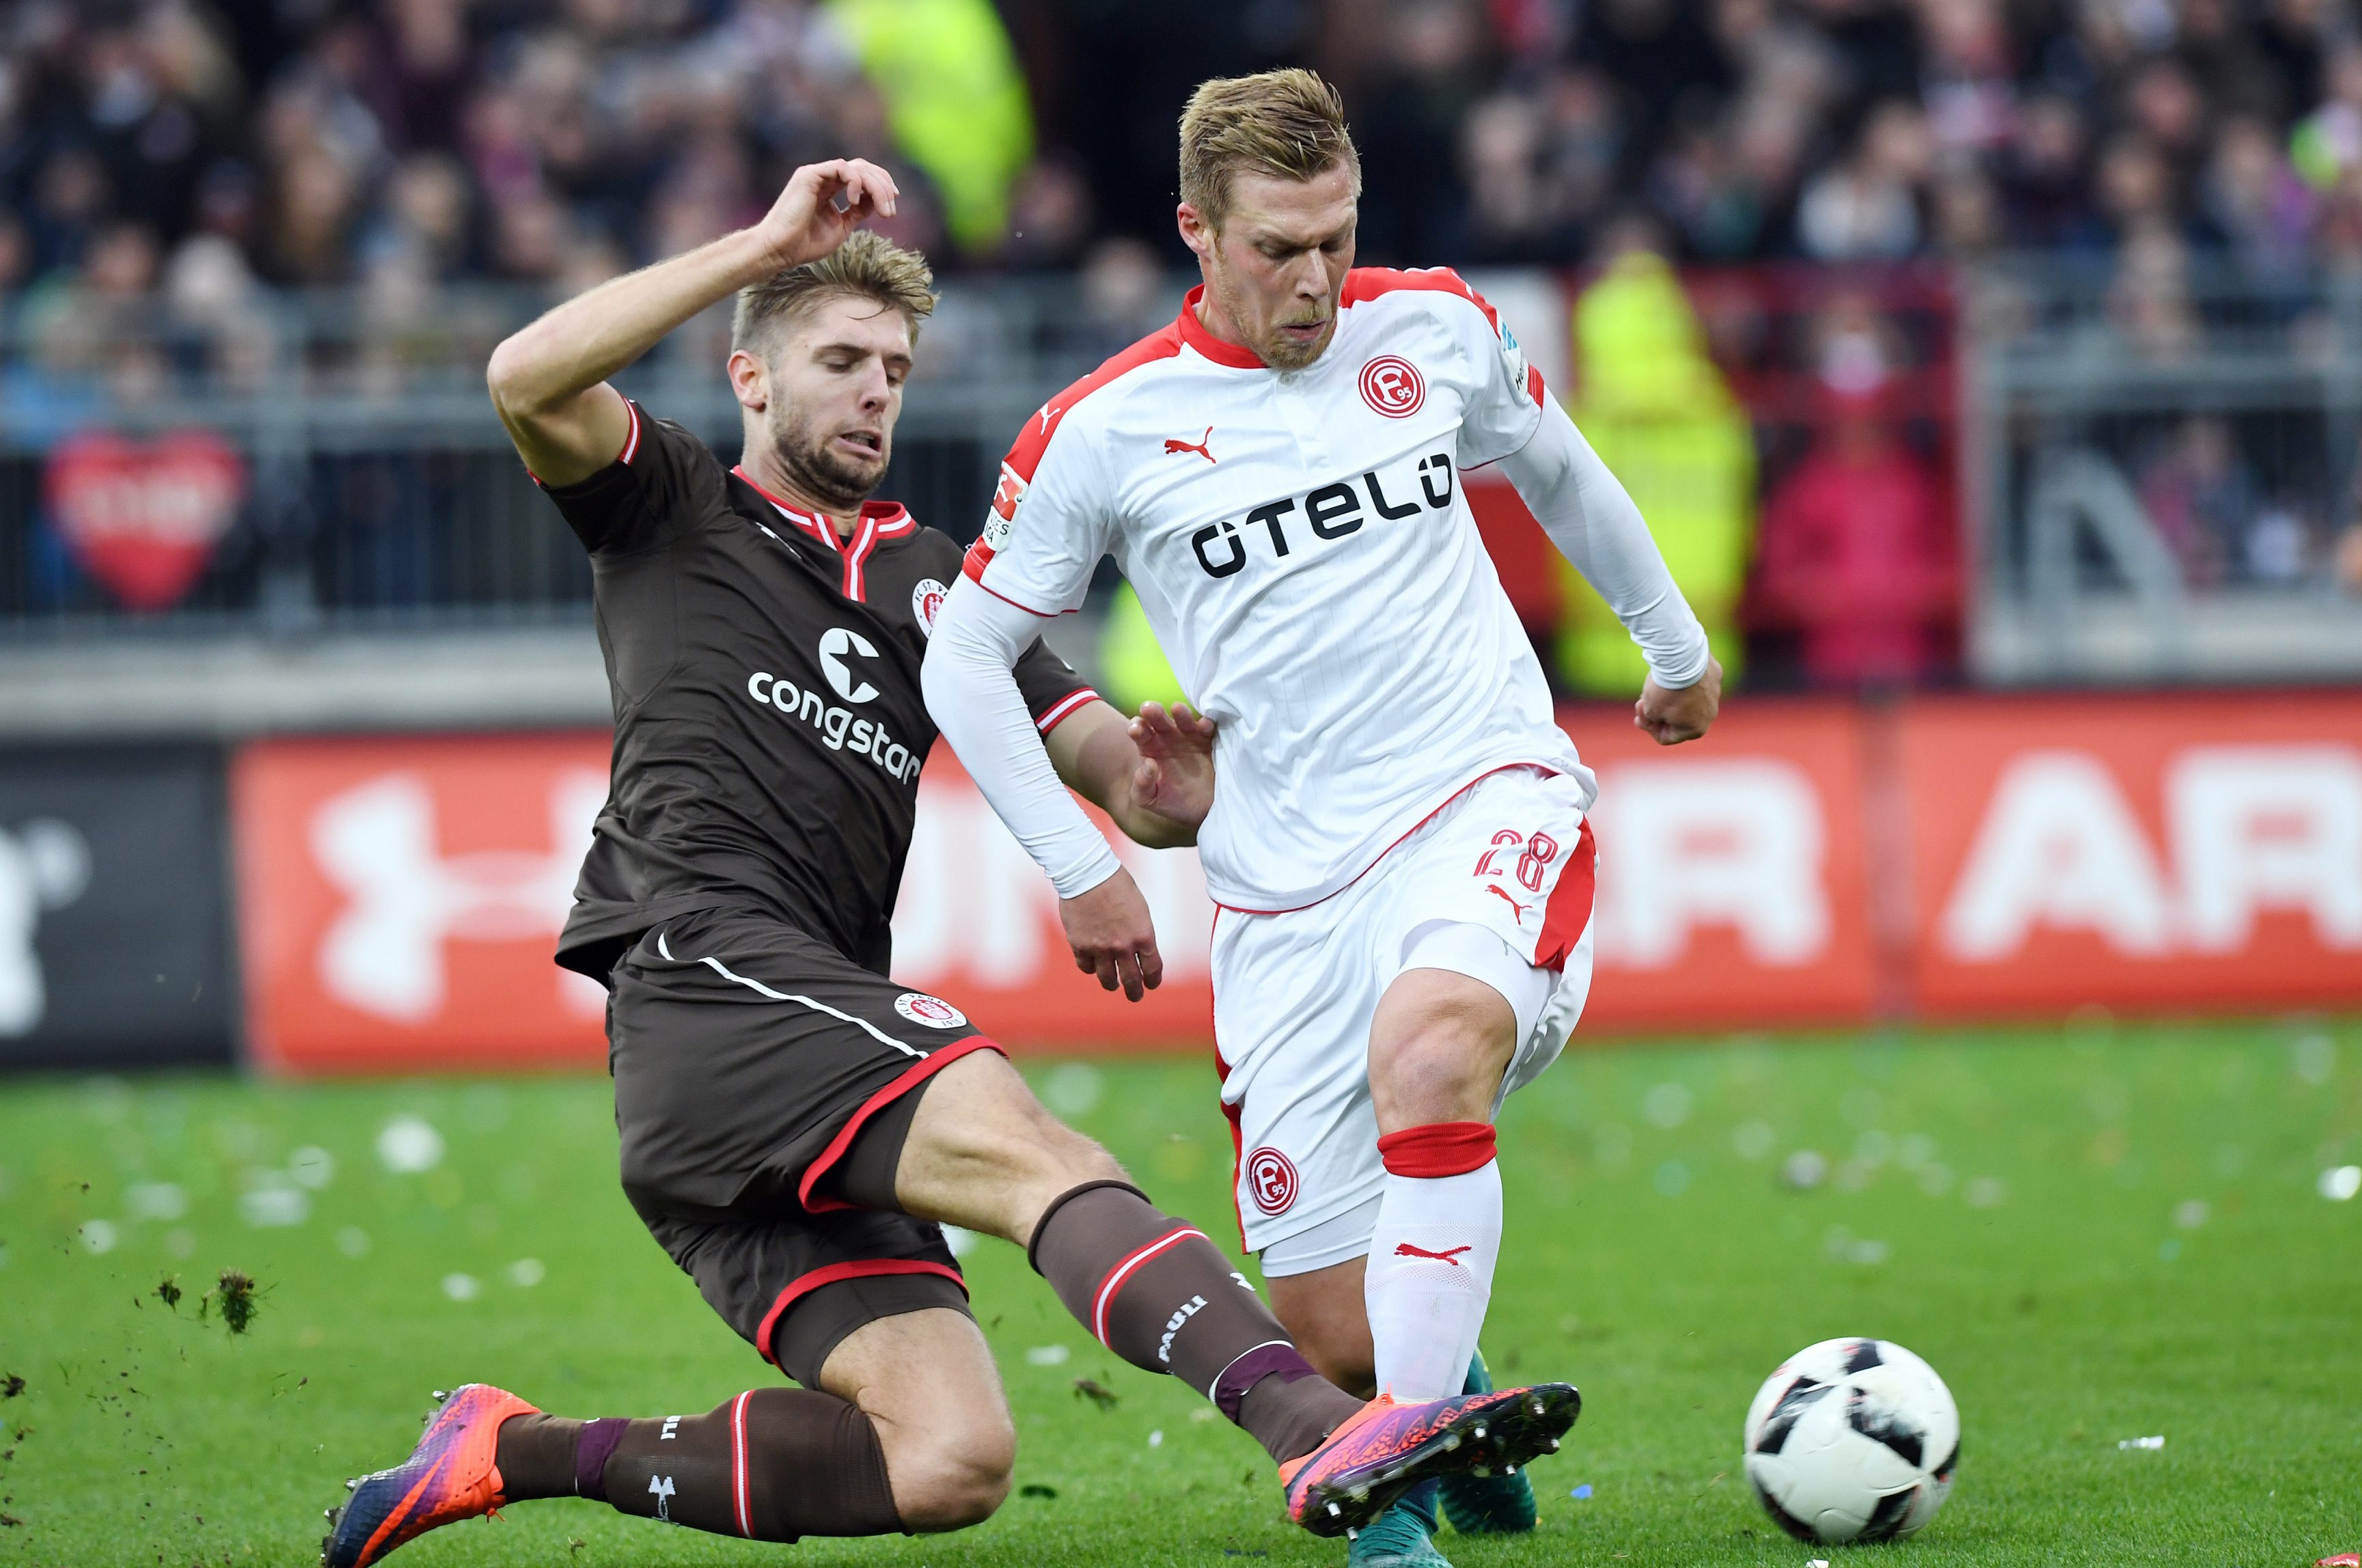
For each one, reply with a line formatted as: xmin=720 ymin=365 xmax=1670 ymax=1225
xmin=0 ymin=273 xmax=1183 ymax=639
xmin=1961 ymin=255 xmax=2362 ymax=684
xmin=6 ymin=258 xmax=2362 ymax=692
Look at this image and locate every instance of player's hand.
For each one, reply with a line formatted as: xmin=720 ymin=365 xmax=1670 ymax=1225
xmin=1060 ymin=868 xmax=1164 ymax=1002
xmin=1126 ymin=701 xmax=1218 ymax=829
xmin=1635 ymin=656 xmax=1722 ymax=745
xmin=754 ymin=160 xmax=899 ymax=272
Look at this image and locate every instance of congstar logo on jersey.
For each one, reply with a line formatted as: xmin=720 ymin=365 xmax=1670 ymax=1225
xmin=745 ymin=628 xmax=922 ymax=784
xmin=1191 ymin=449 xmax=1455 ymax=579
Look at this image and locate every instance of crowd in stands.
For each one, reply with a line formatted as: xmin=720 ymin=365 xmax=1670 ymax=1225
xmin=5 ymin=0 xmax=2361 ymax=297
xmin=3 ymin=0 xmax=2360 ymax=674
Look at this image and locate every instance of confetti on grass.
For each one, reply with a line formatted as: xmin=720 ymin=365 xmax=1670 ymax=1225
xmin=2117 ymin=1434 xmax=2164 ymax=1450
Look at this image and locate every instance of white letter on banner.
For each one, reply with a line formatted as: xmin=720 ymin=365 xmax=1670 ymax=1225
xmin=2167 ymin=744 xmax=2362 ymax=952
xmin=1592 ymin=759 xmax=1830 ymax=969
xmin=1940 ymin=751 xmax=2171 ymax=961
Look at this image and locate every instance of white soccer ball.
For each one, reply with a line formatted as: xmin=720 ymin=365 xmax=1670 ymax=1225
xmin=1742 ymin=1337 xmax=1960 ymax=1543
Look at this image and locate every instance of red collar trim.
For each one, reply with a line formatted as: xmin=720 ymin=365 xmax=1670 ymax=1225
xmin=1178 ymin=286 xmax=1269 ymax=370
xmin=732 ymin=465 xmax=840 ymax=550
xmin=732 ymin=465 xmax=916 ymax=547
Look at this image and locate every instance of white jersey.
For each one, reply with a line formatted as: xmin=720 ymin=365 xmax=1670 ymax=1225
xmin=963 ymin=269 xmax=1589 ymax=913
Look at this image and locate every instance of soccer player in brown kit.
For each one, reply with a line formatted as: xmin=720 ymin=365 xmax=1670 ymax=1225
xmin=317 ymin=160 xmax=1576 ymax=1567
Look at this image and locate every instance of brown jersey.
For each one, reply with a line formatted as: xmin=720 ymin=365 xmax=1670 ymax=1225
xmin=540 ymin=400 xmax=1094 ymax=980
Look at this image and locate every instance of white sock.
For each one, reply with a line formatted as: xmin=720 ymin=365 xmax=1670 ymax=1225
xmin=1364 ymin=1121 xmax=1502 ymax=1402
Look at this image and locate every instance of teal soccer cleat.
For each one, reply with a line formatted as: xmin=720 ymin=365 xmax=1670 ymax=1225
xmin=1349 ymin=1481 xmax=1453 ymax=1567
xmin=1437 ymin=1351 xmax=1540 ymax=1534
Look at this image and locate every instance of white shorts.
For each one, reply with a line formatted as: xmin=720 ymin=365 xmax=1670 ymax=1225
xmin=1211 ymin=766 xmax=1598 ymax=1269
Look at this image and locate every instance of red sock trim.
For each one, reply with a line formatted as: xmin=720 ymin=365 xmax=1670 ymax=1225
xmin=1091 ymin=1226 xmax=1210 ymax=1347
xmin=729 ymin=1390 xmax=753 ymax=1537
xmin=1376 ymin=1121 xmax=1498 ymax=1178
xmin=797 ymin=1036 xmax=1006 ymax=1213
xmin=754 ymin=1259 xmax=969 ymax=1366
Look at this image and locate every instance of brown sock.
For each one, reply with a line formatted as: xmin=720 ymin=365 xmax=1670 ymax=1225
xmin=491 ymin=1412 xmax=583 ymax=1500
xmin=494 ymin=1392 xmax=901 ymax=1540
xmin=1030 ymin=1180 xmax=1364 ymax=1464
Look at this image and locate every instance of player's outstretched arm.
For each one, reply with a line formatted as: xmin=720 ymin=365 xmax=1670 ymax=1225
xmin=484 ymin=159 xmax=899 ymax=486
xmin=924 ymin=578 xmax=1167 ymax=1000
xmin=1045 ymin=698 xmax=1217 ymax=849
xmin=1498 ymin=394 xmax=1721 ymax=745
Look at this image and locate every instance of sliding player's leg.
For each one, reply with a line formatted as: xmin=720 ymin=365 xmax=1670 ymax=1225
xmin=883 ymin=1048 xmax=1578 ymax=1537
xmin=885 ymin=1049 xmax=1369 ymax=1468
xmin=487 ymin=1302 xmax=1016 ymax=1534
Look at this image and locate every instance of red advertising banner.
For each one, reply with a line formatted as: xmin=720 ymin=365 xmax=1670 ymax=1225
xmin=1565 ymin=700 xmax=1880 ymax=1029
xmin=228 ymin=732 xmax=1219 ymax=1072
xmin=1900 ymin=693 xmax=2362 ymax=1017
xmin=227 ymin=692 xmax=2362 ymax=1072
xmin=232 ymin=734 xmax=615 ymax=1073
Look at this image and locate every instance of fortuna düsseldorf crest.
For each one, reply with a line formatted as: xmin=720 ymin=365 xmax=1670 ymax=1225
xmin=1246 ymin=1146 xmax=1298 ymax=1214
xmin=1358 ymin=355 xmax=1425 ymax=418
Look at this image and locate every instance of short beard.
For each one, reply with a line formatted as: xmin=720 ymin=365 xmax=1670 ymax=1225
xmin=769 ymin=415 xmax=882 ymax=512
xmin=1210 ymin=265 xmax=1333 ymax=371
xmin=1256 ymin=321 xmax=1332 ymax=372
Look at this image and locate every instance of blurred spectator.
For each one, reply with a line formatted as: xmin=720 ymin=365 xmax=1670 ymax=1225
xmin=2290 ymin=40 xmax=2362 ymax=193
xmin=1752 ymin=294 xmax=1958 ymax=687
xmin=1798 ymin=98 xmax=1932 ymax=260
xmin=995 ymin=153 xmax=1093 ymax=271
xmin=1557 ymin=242 xmax=1755 ymax=695
xmin=2003 ymin=94 xmax=2106 ymax=249
xmin=1358 ymin=0 xmax=1493 ymax=264
xmin=2106 ymin=221 xmax=2199 ymax=360
xmin=2134 ymin=415 xmax=2259 ymax=587
xmin=2201 ymin=116 xmax=2316 ymax=284
xmin=826 ymin=0 xmax=1034 ymax=256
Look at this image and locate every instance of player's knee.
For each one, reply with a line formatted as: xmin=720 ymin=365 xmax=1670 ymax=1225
xmin=1370 ymin=977 xmax=1515 ymax=1127
xmin=885 ymin=1407 xmax=1015 ymax=1532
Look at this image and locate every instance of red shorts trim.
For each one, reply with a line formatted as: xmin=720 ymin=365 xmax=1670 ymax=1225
xmin=1533 ymin=819 xmax=1597 ymax=972
xmin=797 ymin=1036 xmax=1006 ymax=1213
xmin=754 ymin=1260 xmax=971 ymax=1367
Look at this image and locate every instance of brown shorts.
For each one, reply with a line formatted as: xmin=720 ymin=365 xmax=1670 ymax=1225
xmin=606 ymin=905 xmax=999 ymax=1385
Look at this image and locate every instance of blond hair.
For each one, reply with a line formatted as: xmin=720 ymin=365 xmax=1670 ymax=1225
xmin=730 ymin=230 xmax=936 ymax=357
xmin=1179 ymin=68 xmax=1361 ymax=233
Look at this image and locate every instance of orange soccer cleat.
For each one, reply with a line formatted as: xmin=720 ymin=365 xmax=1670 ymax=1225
xmin=321 ymin=1384 xmax=537 ymax=1567
xmin=1278 ymin=1381 xmax=1580 ymax=1538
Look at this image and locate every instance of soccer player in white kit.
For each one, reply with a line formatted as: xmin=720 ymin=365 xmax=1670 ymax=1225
xmin=925 ymin=70 xmax=1720 ymax=1565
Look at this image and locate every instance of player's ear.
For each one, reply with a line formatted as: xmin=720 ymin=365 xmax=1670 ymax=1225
xmin=726 ymin=346 xmax=770 ymax=414
xmin=1176 ymin=202 xmax=1216 ymax=262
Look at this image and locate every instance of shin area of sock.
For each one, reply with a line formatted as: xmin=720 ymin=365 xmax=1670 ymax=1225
xmin=596 ymin=1389 xmax=901 ymax=1540
xmin=1031 ymin=1181 xmax=1276 ymax=1389
xmin=1368 ymin=1122 xmax=1504 ymax=1401
xmin=1031 ymin=1181 xmax=1362 ymax=1459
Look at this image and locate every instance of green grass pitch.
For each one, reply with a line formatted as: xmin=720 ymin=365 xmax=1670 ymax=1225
xmin=0 ymin=1019 xmax=2356 ymax=1567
